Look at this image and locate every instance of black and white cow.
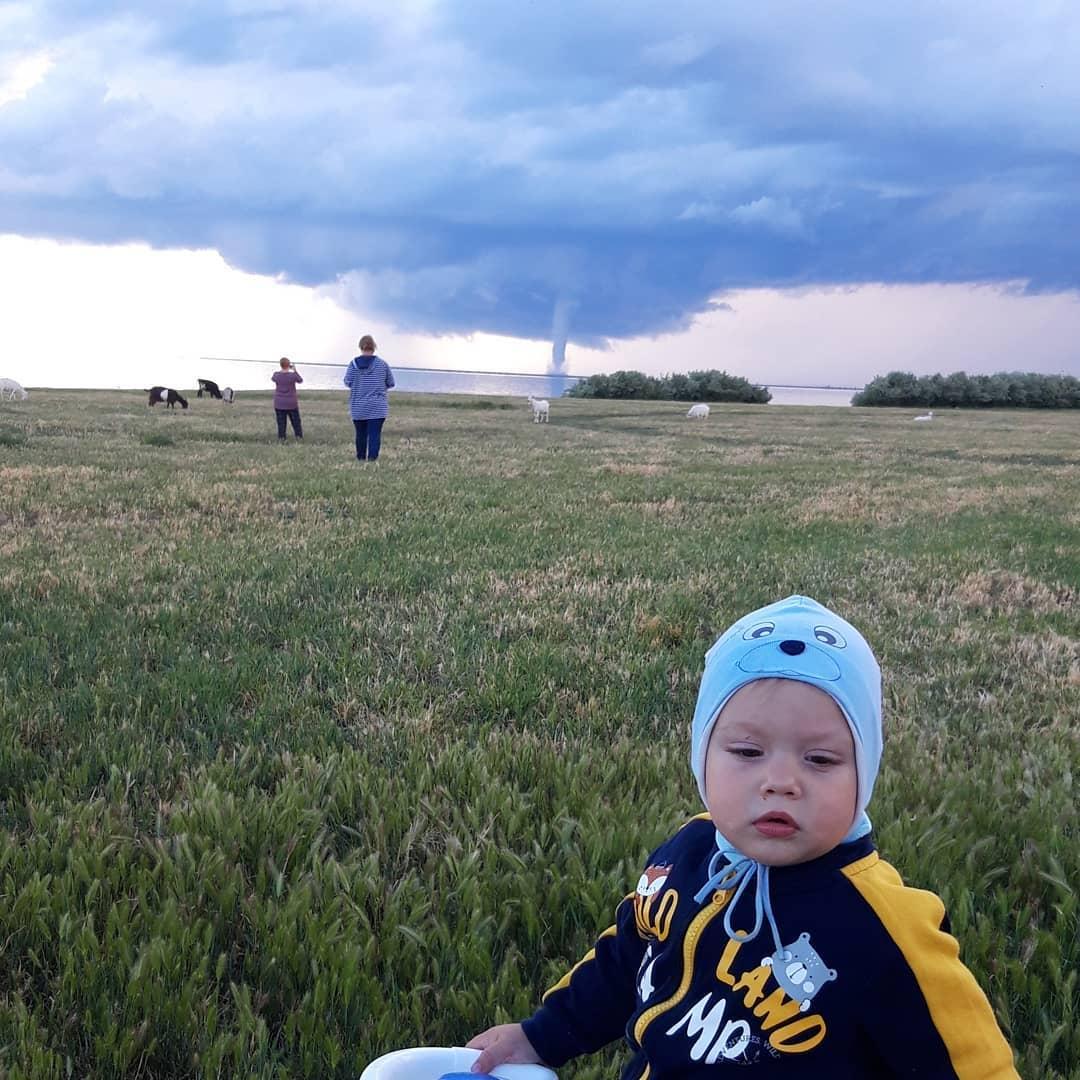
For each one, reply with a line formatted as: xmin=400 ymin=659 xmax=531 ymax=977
xmin=148 ymin=386 xmax=189 ymax=409
xmin=197 ymin=378 xmax=223 ymax=399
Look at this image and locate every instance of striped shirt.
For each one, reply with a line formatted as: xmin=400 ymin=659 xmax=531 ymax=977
xmin=344 ymin=355 xmax=395 ymax=420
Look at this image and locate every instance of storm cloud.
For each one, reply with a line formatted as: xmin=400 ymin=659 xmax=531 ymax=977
xmin=3 ymin=1 xmax=1078 ymax=356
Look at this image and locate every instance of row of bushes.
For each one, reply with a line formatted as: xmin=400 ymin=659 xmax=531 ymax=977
xmin=561 ymin=367 xmax=1080 ymax=409
xmin=853 ymin=371 xmax=1080 ymax=408
xmin=567 ymin=369 xmax=771 ymax=403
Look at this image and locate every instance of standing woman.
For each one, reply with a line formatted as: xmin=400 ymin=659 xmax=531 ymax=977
xmin=344 ymin=334 xmax=395 ymax=461
xmin=271 ymin=357 xmax=303 ymax=440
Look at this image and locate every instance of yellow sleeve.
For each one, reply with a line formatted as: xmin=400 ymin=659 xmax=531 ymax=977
xmin=843 ymin=854 xmax=1019 ymax=1079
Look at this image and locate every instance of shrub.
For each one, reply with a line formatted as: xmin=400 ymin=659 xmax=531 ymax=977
xmin=567 ymin=369 xmax=770 ymax=403
xmin=854 ymin=371 xmax=1080 ymax=408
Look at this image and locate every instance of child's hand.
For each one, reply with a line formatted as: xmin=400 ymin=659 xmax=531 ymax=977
xmin=465 ymin=1023 xmax=541 ymax=1073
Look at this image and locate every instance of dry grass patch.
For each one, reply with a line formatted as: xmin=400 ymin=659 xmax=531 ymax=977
xmin=635 ymin=613 xmax=685 ymax=647
xmin=950 ymin=570 xmax=1077 ymax=616
xmin=712 ymin=445 xmax=769 ymax=465
xmin=1008 ymin=631 xmax=1080 ymax=680
xmin=631 ymin=497 xmax=686 ymax=521
xmin=600 ymin=461 xmax=670 ymax=476
xmin=793 ymin=480 xmax=1009 ymax=526
xmin=951 ymin=624 xmax=1080 ymax=690
xmin=0 ymin=463 xmax=104 ymax=483
xmin=487 ymin=561 xmax=655 ymax=604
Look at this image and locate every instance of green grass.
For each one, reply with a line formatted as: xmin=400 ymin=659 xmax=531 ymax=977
xmin=140 ymin=431 xmax=176 ymax=447
xmin=1 ymin=389 xmax=1078 ymax=1078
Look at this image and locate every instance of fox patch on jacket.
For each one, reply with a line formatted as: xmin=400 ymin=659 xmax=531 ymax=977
xmin=521 ymin=817 xmax=1017 ymax=1078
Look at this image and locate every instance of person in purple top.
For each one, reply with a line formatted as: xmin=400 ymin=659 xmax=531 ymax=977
xmin=344 ymin=334 xmax=395 ymax=461
xmin=271 ymin=357 xmax=304 ymax=441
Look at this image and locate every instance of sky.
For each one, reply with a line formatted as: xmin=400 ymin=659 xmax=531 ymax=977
xmin=2 ymin=1 xmax=1079 ymax=390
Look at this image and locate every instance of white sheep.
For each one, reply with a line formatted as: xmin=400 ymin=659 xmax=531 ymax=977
xmin=686 ymin=403 xmax=710 ymax=419
xmin=913 ymin=410 xmax=934 ymax=422
xmin=528 ymin=395 xmax=550 ymax=423
xmin=0 ymin=377 xmax=28 ymax=401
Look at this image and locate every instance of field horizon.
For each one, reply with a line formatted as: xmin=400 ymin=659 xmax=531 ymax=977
xmin=1 ymin=390 xmax=1077 ymax=1078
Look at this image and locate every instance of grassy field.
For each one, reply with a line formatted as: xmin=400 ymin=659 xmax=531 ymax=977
xmin=0 ymin=389 xmax=1077 ymax=1079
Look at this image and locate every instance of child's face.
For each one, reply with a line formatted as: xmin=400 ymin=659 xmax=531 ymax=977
xmin=703 ymin=678 xmax=857 ymax=867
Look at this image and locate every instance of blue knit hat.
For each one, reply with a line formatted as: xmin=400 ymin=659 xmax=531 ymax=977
xmin=690 ymin=595 xmax=882 ymax=845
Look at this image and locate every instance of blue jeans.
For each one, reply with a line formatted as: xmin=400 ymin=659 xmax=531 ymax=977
xmin=353 ymin=417 xmax=385 ymax=460
xmin=275 ymin=408 xmax=302 ymax=439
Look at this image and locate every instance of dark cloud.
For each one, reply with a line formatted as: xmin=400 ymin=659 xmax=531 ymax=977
xmin=4 ymin=1 xmax=1079 ymax=356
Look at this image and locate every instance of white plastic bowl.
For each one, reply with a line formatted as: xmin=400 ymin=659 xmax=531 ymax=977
xmin=360 ymin=1046 xmax=557 ymax=1080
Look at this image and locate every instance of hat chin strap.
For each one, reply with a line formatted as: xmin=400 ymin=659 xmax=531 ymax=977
xmin=693 ymin=812 xmax=872 ymax=956
xmin=694 ymin=845 xmax=784 ymax=956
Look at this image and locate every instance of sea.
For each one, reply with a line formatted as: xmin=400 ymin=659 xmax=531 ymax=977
xmin=200 ymin=361 xmax=856 ymax=407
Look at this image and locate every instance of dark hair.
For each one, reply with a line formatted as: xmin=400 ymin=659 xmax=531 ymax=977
xmin=358 ymin=335 xmax=376 ymax=352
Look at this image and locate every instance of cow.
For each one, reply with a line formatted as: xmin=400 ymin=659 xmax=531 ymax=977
xmin=148 ymin=386 xmax=189 ymax=409
xmin=197 ymin=378 xmax=223 ymax=399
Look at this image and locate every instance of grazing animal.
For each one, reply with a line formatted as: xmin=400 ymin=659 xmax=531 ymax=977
xmin=222 ymin=386 xmax=235 ymax=404
xmin=148 ymin=386 xmax=189 ymax=409
xmin=197 ymin=378 xmax=223 ymax=399
xmin=913 ymin=410 xmax=934 ymax=422
xmin=0 ymin=377 xmax=28 ymax=401
xmin=527 ymin=395 xmax=550 ymax=423
xmin=686 ymin=403 xmax=710 ymax=418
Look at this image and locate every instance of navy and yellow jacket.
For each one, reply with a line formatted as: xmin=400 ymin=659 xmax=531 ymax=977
xmin=521 ymin=816 xmax=1017 ymax=1078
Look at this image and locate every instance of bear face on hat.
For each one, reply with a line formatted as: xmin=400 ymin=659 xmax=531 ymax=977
xmin=690 ymin=596 xmax=882 ymax=836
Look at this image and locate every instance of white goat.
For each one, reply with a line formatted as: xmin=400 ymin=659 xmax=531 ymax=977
xmin=686 ymin=403 xmax=710 ymax=419
xmin=528 ymin=395 xmax=550 ymax=423
xmin=913 ymin=410 xmax=934 ymax=422
xmin=0 ymin=377 xmax=28 ymax=401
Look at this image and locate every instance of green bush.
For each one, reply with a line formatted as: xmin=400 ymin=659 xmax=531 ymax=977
xmin=568 ymin=369 xmax=769 ymax=403
xmin=853 ymin=370 xmax=1080 ymax=408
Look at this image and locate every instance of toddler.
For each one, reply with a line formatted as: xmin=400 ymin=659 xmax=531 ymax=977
xmin=468 ymin=595 xmax=1017 ymax=1077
